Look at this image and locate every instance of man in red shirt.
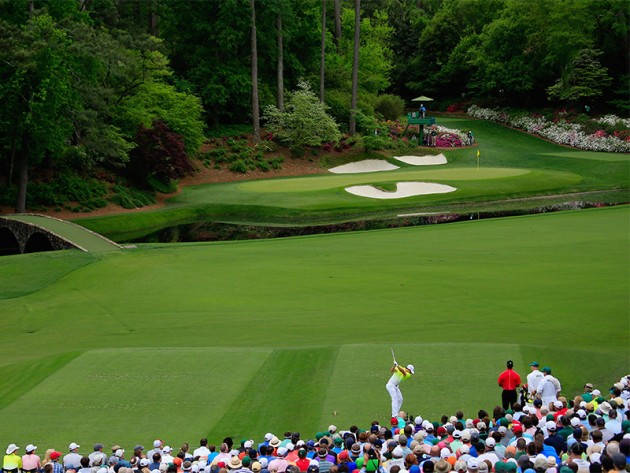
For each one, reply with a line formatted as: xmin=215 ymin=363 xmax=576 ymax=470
xmin=498 ymin=360 xmax=521 ymax=410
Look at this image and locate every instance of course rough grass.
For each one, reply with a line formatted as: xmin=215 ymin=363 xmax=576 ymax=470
xmin=0 ymin=206 xmax=628 ymax=449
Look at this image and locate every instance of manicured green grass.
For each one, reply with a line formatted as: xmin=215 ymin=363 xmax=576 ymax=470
xmin=0 ymin=206 xmax=627 ymax=449
xmin=74 ymin=119 xmax=628 ymax=241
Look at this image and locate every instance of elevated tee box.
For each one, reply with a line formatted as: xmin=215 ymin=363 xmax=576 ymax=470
xmin=407 ymin=114 xmax=436 ymax=126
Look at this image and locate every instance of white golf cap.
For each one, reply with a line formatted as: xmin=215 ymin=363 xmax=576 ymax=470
xmin=407 ymin=364 xmax=415 ymax=374
xmin=25 ymin=445 xmax=37 ymax=453
xmin=69 ymin=443 xmax=80 ymax=451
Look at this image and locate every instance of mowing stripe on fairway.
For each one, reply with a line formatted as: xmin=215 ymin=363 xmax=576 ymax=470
xmin=0 ymin=348 xmax=272 ymax=449
xmin=210 ymin=347 xmax=338 ymax=441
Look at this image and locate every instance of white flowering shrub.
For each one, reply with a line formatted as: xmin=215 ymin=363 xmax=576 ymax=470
xmin=595 ymin=114 xmax=630 ymax=128
xmin=467 ymin=105 xmax=630 ymax=153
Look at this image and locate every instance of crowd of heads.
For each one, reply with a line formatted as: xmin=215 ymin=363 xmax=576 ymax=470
xmin=4 ymin=375 xmax=630 ymax=473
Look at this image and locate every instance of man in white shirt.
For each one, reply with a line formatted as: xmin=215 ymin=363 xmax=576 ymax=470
xmin=526 ymin=362 xmax=544 ymax=400
xmin=193 ymin=440 xmax=211 ymax=460
xmin=64 ymin=443 xmax=82 ymax=470
xmin=538 ymin=367 xmax=561 ymax=407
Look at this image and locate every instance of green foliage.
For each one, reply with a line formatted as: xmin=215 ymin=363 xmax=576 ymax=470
xmin=264 ymin=81 xmax=341 ymax=150
xmin=17 ymin=172 xmax=109 ymax=211
xmin=110 ymin=184 xmax=156 ymax=209
xmin=118 ymin=81 xmax=205 ymax=154
xmin=547 ymin=49 xmax=613 ymax=103
xmin=374 ymin=94 xmax=405 ymax=120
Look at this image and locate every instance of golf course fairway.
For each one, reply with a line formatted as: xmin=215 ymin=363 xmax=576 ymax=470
xmin=0 ymin=205 xmax=628 ymax=448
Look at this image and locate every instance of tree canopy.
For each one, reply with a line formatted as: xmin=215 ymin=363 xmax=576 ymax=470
xmin=0 ymin=0 xmax=627 ymax=211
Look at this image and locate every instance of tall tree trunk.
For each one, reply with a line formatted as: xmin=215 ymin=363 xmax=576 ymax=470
xmin=276 ymin=14 xmax=284 ymax=111
xmin=334 ymin=0 xmax=342 ymax=53
xmin=15 ymin=136 xmax=29 ymax=213
xmin=251 ymin=0 xmax=260 ymax=144
xmin=28 ymin=0 xmax=34 ymax=15
xmin=147 ymin=0 xmax=158 ymax=36
xmin=320 ymin=0 xmax=326 ymax=103
xmin=349 ymin=0 xmax=360 ymax=136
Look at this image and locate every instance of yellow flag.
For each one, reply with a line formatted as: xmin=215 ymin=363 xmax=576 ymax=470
xmin=476 ymin=149 xmax=480 ymax=158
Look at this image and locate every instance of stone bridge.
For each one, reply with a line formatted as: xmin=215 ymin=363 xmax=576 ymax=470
xmin=0 ymin=214 xmax=122 ymax=256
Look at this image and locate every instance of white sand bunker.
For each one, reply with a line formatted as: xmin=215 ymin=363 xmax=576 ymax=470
xmin=346 ymin=182 xmax=457 ymax=199
xmin=329 ymin=159 xmax=400 ymax=174
xmin=393 ymin=153 xmax=447 ymax=166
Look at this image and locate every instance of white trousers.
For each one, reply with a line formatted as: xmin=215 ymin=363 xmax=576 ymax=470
xmin=386 ymin=382 xmax=403 ymax=417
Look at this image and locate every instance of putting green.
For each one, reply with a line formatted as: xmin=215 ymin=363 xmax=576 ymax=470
xmin=237 ymin=167 xmax=529 ymax=193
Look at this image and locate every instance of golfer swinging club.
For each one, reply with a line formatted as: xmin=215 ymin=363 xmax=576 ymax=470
xmin=386 ymin=348 xmax=414 ymax=417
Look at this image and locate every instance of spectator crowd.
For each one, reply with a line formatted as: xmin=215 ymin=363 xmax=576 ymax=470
xmin=3 ymin=374 xmax=630 ymax=473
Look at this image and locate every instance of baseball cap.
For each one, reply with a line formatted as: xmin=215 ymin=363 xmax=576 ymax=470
xmin=163 ymin=446 xmax=173 ymax=453
xmin=140 ymin=459 xmax=150 ymax=467
xmin=251 ymin=462 xmax=261 ymax=473
xmin=153 ymin=440 xmax=162 ymax=448
xmin=69 ymin=443 xmax=80 ymax=451
xmin=51 ymin=452 xmax=62 ymax=460
xmin=467 ymin=459 xmax=479 ymax=470
xmin=542 ymin=366 xmax=552 ymax=374
xmin=407 ymin=364 xmax=415 ymax=374
xmin=529 ymin=362 xmax=539 ymax=367
xmin=115 ymin=449 xmax=124 ymax=457
xmin=25 ymin=445 xmax=37 ymax=453
xmin=485 ymin=438 xmax=496 ymax=448
xmin=307 ymin=466 xmax=319 ymax=473
xmin=546 ymin=421 xmax=557 ymax=431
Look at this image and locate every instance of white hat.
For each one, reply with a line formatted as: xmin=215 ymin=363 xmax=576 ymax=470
xmin=467 ymin=458 xmax=479 ymax=470
xmin=415 ymin=416 xmax=423 ymax=425
xmin=286 ymin=443 xmax=294 ymax=451
xmin=69 ymin=443 xmax=80 ymax=451
xmin=590 ymin=453 xmax=601 ymax=464
xmin=244 ymin=441 xmax=253 ymax=449
xmin=140 ymin=459 xmax=150 ymax=467
xmin=296 ymin=441 xmax=305 ymax=447
xmin=407 ymin=364 xmax=415 ymax=374
xmin=453 ymin=430 xmax=462 ymax=439
xmin=392 ymin=446 xmax=404 ymax=458
xmin=328 ymin=425 xmax=337 ymax=433
xmin=440 ymin=448 xmax=451 ymax=459
xmin=277 ymin=447 xmax=287 ymax=457
xmin=593 ymin=389 xmax=601 ymax=396
xmin=6 ymin=444 xmax=19 ymax=455
xmin=498 ymin=427 xmax=507 ymax=435
xmin=577 ymin=409 xmax=586 ymax=419
xmin=485 ymin=438 xmax=496 ymax=448
xmin=554 ymin=401 xmax=563 ymax=409
xmin=162 ymin=446 xmax=172 ymax=453
xmin=459 ymin=445 xmax=470 ymax=454
xmin=115 ymin=449 xmax=124 ymax=458
xmin=546 ymin=421 xmax=557 ymax=431
xmin=264 ymin=433 xmax=273 ymax=442
xmin=25 ymin=445 xmax=37 ymax=453
xmin=570 ymin=417 xmax=581 ymax=427
xmin=153 ymin=440 xmax=162 ymax=448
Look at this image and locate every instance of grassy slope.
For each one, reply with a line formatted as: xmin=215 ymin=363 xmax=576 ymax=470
xmin=0 ymin=206 xmax=627 ymax=447
xmin=74 ymin=119 xmax=630 ymax=240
